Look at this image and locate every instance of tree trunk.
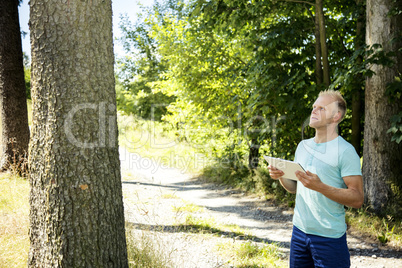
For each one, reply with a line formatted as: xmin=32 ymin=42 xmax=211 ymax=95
xmin=28 ymin=1 xmax=128 ymax=267
xmin=351 ymin=90 xmax=362 ymax=156
xmin=248 ymin=141 xmax=260 ymax=169
xmin=0 ymin=0 xmax=30 ymax=172
xmin=314 ymin=6 xmax=323 ymax=86
xmin=351 ymin=0 xmax=365 ymax=157
xmin=316 ymin=0 xmax=330 ymax=87
xmin=363 ymin=0 xmax=402 ymax=215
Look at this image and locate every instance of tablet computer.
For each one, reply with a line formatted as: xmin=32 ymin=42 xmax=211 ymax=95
xmin=263 ymin=156 xmax=306 ymax=181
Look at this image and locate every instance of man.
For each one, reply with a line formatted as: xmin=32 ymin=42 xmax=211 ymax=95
xmin=268 ymin=90 xmax=364 ymax=268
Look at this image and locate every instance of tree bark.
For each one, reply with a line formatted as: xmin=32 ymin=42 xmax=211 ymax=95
xmin=0 ymin=0 xmax=30 ymax=172
xmin=351 ymin=0 xmax=365 ymax=157
xmin=28 ymin=1 xmax=128 ymax=267
xmin=363 ymin=0 xmax=402 ymax=215
xmin=351 ymin=90 xmax=362 ymax=156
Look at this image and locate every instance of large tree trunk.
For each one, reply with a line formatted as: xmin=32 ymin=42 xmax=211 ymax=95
xmin=28 ymin=1 xmax=128 ymax=267
xmin=0 ymin=0 xmax=30 ymax=172
xmin=363 ymin=0 xmax=402 ymax=215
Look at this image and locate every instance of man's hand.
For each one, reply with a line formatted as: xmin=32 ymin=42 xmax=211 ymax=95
xmin=268 ymin=165 xmax=297 ymax=193
xmin=295 ymin=170 xmax=324 ymax=191
xmin=268 ymin=165 xmax=284 ymax=180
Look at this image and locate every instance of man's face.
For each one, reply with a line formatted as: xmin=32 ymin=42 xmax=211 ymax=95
xmin=309 ymin=96 xmax=339 ymax=129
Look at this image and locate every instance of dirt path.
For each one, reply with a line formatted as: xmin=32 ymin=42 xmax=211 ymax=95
xmin=119 ymin=147 xmax=402 ymax=268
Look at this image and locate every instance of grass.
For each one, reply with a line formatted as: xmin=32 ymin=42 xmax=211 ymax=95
xmin=178 ymin=214 xmax=251 ymax=238
xmin=126 ymin=226 xmax=174 ymax=268
xmin=172 ymin=201 xmax=205 ymax=213
xmin=0 ymin=173 xmax=30 ymax=268
xmin=217 ymin=240 xmax=287 ymax=268
xmin=161 ymin=192 xmax=179 ymax=199
xmin=118 ymin=114 xmax=211 ymax=174
xmin=346 ymin=208 xmax=402 ymax=248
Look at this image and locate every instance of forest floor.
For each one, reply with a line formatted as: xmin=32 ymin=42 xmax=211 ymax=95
xmin=119 ymin=147 xmax=402 ymax=268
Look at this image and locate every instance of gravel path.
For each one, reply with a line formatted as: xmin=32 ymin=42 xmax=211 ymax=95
xmin=119 ymin=147 xmax=402 ymax=268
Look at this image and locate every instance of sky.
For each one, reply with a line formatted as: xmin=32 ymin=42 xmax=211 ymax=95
xmin=18 ymin=0 xmax=153 ymax=60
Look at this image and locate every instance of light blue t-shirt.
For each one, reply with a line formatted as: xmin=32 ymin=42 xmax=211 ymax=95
xmin=293 ymin=136 xmax=362 ymax=238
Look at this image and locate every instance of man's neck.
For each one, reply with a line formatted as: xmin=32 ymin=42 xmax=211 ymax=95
xmin=314 ymin=125 xmax=339 ymax=143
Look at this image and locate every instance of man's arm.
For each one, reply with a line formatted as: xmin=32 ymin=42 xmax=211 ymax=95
xmin=295 ymin=171 xmax=364 ymax=208
xmin=268 ymin=165 xmax=297 ymax=194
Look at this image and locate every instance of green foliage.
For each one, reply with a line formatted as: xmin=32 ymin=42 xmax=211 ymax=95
xmin=346 ymin=208 xmax=402 ymax=247
xmin=24 ymin=70 xmax=30 ymax=99
xmin=388 ymin=112 xmax=402 ymax=144
xmin=23 ymin=52 xmax=31 ymax=99
xmin=386 ymin=75 xmax=402 ymax=144
xmin=115 ymin=0 xmax=375 ymax=171
xmin=378 ymin=221 xmax=396 ymax=244
xmin=147 ymin=1 xmax=321 ymax=166
xmin=115 ymin=78 xmax=173 ymax=121
xmin=116 ymin=8 xmax=176 ymax=121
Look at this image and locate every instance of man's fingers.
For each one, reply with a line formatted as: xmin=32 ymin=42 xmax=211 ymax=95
xmin=269 ymin=166 xmax=284 ymax=180
xmin=268 ymin=165 xmax=278 ymax=171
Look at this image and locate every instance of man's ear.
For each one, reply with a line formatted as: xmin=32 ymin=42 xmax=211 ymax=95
xmin=333 ymin=111 xmax=342 ymax=123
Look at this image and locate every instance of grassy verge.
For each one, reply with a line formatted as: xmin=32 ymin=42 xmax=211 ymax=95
xmin=346 ymin=208 xmax=402 ymax=248
xmin=126 ymin=226 xmax=175 ymax=268
xmin=177 ymin=215 xmax=286 ymax=267
xmin=0 ymin=173 xmax=30 ymax=268
xmin=217 ymin=240 xmax=287 ymax=268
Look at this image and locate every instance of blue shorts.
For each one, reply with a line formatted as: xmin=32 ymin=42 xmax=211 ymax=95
xmin=290 ymin=226 xmax=350 ymax=268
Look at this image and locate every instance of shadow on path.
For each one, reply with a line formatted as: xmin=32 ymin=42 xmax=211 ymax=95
xmin=126 ymin=221 xmax=291 ymax=249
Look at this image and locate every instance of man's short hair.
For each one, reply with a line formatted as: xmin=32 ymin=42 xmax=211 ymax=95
xmin=318 ymin=90 xmax=347 ymax=121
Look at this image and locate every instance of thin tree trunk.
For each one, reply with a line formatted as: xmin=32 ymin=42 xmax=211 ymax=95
xmin=351 ymin=0 xmax=365 ymax=156
xmin=28 ymin=0 xmax=128 ymax=267
xmin=249 ymin=141 xmax=260 ymax=169
xmin=363 ymin=0 xmax=402 ymax=215
xmin=316 ymin=0 xmax=330 ymax=87
xmin=314 ymin=6 xmax=323 ymax=86
xmin=0 ymin=0 xmax=30 ymax=172
xmin=351 ymin=90 xmax=362 ymax=156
